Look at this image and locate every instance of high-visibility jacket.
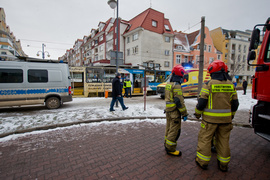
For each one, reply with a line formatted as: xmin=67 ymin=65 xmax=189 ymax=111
xmin=125 ymin=81 xmax=132 ymax=88
xmin=165 ymin=82 xmax=188 ymax=116
xmin=195 ymin=79 xmax=239 ymax=123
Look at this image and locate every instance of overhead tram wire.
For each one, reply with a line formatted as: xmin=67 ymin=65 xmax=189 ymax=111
xmin=182 ymin=21 xmax=201 ymax=33
xmin=20 ymin=39 xmax=73 ymax=45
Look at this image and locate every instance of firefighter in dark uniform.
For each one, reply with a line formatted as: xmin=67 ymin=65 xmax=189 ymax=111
xmin=164 ymin=65 xmax=188 ymax=156
xmin=194 ymin=60 xmax=239 ymax=172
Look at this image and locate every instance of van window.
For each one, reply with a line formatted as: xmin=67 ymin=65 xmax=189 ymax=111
xmin=49 ymin=70 xmax=62 ymax=82
xmin=183 ymin=74 xmax=188 ymax=83
xmin=28 ymin=69 xmax=48 ymax=83
xmin=0 ymin=69 xmax=23 ymax=83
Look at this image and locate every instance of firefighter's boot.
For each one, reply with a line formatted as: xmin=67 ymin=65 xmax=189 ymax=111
xmin=166 ymin=150 xmax=182 ymax=156
xmin=195 ymin=157 xmax=208 ymax=170
xmin=217 ymin=160 xmax=228 ymax=172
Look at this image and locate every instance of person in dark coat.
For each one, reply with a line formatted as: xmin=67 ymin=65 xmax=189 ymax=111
xmin=242 ymin=79 xmax=248 ymax=95
xmin=109 ymin=73 xmax=128 ymax=111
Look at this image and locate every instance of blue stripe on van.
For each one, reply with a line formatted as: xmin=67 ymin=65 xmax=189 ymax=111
xmin=0 ymin=88 xmax=68 ymax=95
xmin=181 ymin=83 xmax=198 ymax=88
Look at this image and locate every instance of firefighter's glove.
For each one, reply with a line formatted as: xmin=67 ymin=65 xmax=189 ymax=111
xmin=194 ymin=113 xmax=201 ymax=119
xmin=182 ymin=116 xmax=188 ymax=121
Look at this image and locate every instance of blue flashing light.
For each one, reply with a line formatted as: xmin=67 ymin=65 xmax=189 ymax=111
xmin=184 ymin=66 xmax=192 ymax=70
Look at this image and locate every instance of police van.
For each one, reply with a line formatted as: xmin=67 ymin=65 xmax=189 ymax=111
xmin=0 ymin=57 xmax=72 ymax=109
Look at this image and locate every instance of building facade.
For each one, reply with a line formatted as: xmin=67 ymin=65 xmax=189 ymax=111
xmin=210 ymin=27 xmax=255 ymax=84
xmin=0 ymin=8 xmax=27 ymax=60
xmin=60 ymin=8 xmax=174 ymax=71
xmin=173 ymin=27 xmax=221 ymax=69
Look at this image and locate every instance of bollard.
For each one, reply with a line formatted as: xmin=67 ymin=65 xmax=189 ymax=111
xmin=105 ymin=90 xmax=108 ymax=98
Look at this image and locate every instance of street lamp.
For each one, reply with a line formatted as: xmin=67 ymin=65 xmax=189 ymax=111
xmin=37 ymin=43 xmax=50 ymax=59
xmin=108 ymin=0 xmax=119 ymax=73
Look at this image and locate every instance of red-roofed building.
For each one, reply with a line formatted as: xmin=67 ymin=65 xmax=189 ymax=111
xmin=123 ymin=8 xmax=174 ymax=71
xmin=173 ymin=27 xmax=222 ymax=69
xmin=61 ymin=8 xmax=175 ymax=71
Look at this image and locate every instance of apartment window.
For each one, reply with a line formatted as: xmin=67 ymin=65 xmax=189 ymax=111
xmin=165 ymin=36 xmax=170 ymax=42
xmin=184 ymin=56 xmax=188 ymax=63
xmin=204 ymin=45 xmax=207 ymax=51
xmin=94 ymin=55 xmax=98 ymax=61
xmin=238 ymin=44 xmax=241 ymax=52
xmin=176 ymin=55 xmax=181 ymax=64
xmin=127 ymin=49 xmax=130 ymax=56
xmin=209 ymin=57 xmax=214 ymax=63
xmin=238 ymin=55 xmax=241 ymax=62
xmin=164 ymin=61 xmax=170 ymax=67
xmin=127 ymin=37 xmax=130 ymax=43
xmin=208 ymin=45 xmax=211 ymax=52
xmin=99 ymin=36 xmax=103 ymax=42
xmin=0 ymin=69 xmax=23 ymax=83
xmin=243 ymin=55 xmax=246 ymax=62
xmin=132 ymin=32 xmax=138 ymax=41
xmin=244 ymin=45 xmax=247 ymax=53
xmin=165 ymin=50 xmax=170 ymax=56
xmin=164 ymin=25 xmax=170 ymax=31
xmin=225 ymin=43 xmax=229 ymax=49
xmin=247 ymin=66 xmax=250 ymax=71
xmin=217 ymin=54 xmax=221 ymax=60
xmin=196 ymin=56 xmax=199 ymax=64
xmin=152 ymin=20 xmax=157 ymax=27
xmin=197 ymin=44 xmax=200 ymax=50
xmin=176 ymin=46 xmax=183 ymax=50
xmin=28 ymin=69 xmax=48 ymax=83
xmin=225 ymin=53 xmax=228 ymax=59
xmin=99 ymin=45 xmax=103 ymax=52
xmin=133 ymin=46 xmax=138 ymax=54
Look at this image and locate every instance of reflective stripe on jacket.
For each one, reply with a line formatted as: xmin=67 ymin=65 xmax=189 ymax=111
xmin=196 ymin=79 xmax=238 ymax=123
xmin=165 ymin=82 xmax=187 ymax=116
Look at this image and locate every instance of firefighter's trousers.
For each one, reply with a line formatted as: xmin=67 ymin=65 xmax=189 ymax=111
xmin=196 ymin=120 xmax=233 ymax=167
xmin=165 ymin=110 xmax=181 ymax=152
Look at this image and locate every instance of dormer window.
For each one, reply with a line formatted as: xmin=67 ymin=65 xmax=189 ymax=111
xmin=164 ymin=25 xmax=170 ymax=31
xmin=152 ymin=20 xmax=157 ymax=27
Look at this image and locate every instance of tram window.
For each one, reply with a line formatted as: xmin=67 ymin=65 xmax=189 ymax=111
xmin=86 ymin=68 xmax=103 ymax=82
xmin=104 ymin=69 xmax=116 ymax=83
xmin=156 ymin=72 xmax=165 ymax=83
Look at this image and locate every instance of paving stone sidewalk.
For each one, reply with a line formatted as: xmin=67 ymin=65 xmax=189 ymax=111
xmin=0 ymin=120 xmax=270 ymax=180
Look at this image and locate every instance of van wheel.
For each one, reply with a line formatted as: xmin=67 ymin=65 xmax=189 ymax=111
xmin=46 ymin=97 xmax=60 ymax=109
xmin=161 ymin=95 xmax=165 ymax=99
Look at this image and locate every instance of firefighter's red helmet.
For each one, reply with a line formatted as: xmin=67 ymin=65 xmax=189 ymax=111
xmin=225 ymin=64 xmax=228 ymax=72
xmin=172 ymin=65 xmax=185 ymax=77
xmin=207 ymin=60 xmax=226 ymax=74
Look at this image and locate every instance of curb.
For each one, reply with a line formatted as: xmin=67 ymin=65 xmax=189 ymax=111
xmin=0 ymin=117 xmax=251 ymax=138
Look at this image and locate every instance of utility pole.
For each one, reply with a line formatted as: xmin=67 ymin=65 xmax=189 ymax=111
xmin=198 ymin=16 xmax=205 ymax=96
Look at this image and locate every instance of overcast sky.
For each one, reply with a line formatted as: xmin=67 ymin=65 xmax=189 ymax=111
xmin=1 ymin=0 xmax=269 ymax=59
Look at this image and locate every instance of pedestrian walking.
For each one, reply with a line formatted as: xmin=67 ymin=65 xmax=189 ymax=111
xmin=242 ymin=79 xmax=247 ymax=95
xmin=194 ymin=60 xmax=239 ymax=172
xmin=109 ymin=73 xmax=128 ymax=112
xmin=164 ymin=65 xmax=188 ymax=156
xmin=124 ymin=78 xmax=132 ymax=98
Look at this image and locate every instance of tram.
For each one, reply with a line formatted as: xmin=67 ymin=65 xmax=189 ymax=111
xmin=69 ymin=66 xmax=171 ymax=97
